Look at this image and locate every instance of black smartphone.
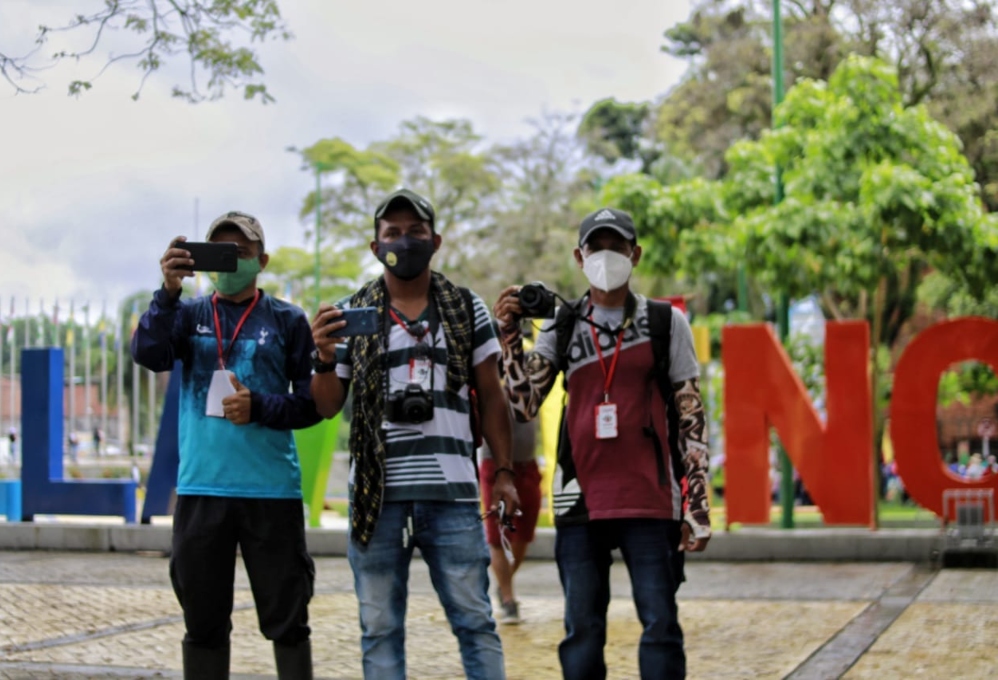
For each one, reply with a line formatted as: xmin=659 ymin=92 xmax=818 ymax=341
xmin=328 ymin=307 xmax=380 ymax=338
xmin=176 ymin=241 xmax=239 ymax=272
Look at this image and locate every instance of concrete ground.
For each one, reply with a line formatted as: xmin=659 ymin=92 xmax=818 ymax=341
xmin=0 ymin=550 xmax=995 ymax=680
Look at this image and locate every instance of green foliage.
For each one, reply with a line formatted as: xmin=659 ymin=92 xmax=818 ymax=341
xmin=1 ymin=1 xmax=291 ymax=102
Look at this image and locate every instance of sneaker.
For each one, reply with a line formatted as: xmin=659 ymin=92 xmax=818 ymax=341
xmin=499 ymin=600 xmax=521 ymax=625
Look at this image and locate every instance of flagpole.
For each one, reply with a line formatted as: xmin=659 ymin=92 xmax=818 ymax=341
xmin=100 ymin=300 xmax=108 ymax=455
xmin=130 ymin=300 xmax=139 ymax=457
xmin=37 ymin=298 xmax=43 ymax=348
xmin=116 ymin=309 xmax=125 ymax=454
xmin=1 ymin=300 xmax=5 ymax=434
xmin=84 ymin=303 xmax=92 ymax=444
xmin=24 ymin=298 xmax=30 ymax=350
xmin=54 ymin=299 xmax=61 ymax=348
xmin=8 ymin=298 xmax=15 ymax=437
xmin=68 ymin=300 xmax=75 ymax=442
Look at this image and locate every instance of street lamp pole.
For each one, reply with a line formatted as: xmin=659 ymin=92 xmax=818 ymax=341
xmin=313 ymin=165 xmax=322 ymax=315
xmin=771 ymin=0 xmax=795 ymax=529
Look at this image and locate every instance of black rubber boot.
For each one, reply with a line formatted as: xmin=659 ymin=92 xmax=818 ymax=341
xmin=182 ymin=641 xmax=230 ymax=680
xmin=274 ymin=639 xmax=313 ymax=680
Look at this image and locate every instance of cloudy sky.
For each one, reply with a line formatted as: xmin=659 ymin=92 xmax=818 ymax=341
xmin=0 ymin=0 xmax=691 ymax=319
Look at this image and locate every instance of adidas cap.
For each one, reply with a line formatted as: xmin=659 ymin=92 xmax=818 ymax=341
xmin=578 ymin=207 xmax=637 ymax=247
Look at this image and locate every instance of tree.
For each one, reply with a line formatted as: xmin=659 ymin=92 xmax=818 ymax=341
xmin=299 ymin=118 xmax=502 ymax=290
xmin=0 ymin=0 xmax=291 ymax=102
xmin=373 ymin=117 xmax=502 ymax=271
xmin=464 ymin=112 xmax=595 ymax=304
xmin=650 ymin=0 xmax=998 ymax=211
xmin=607 ymin=56 xmax=998 ymax=501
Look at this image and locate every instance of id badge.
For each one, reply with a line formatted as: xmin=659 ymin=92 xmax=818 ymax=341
xmin=206 ymin=369 xmax=236 ymax=418
xmin=595 ymin=402 xmax=618 ymax=440
xmin=409 ymin=357 xmax=432 ymax=389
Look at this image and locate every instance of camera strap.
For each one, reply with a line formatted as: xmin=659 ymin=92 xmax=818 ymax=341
xmin=383 ymin=299 xmax=438 ymax=403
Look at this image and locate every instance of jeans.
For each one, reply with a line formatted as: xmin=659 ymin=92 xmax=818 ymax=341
xmin=348 ymin=500 xmax=505 ymax=680
xmin=556 ymin=519 xmax=686 ymax=680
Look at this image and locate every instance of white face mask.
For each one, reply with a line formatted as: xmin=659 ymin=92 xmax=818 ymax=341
xmin=582 ymin=250 xmax=634 ymax=293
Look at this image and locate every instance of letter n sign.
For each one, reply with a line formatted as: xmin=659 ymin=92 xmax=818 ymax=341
xmin=890 ymin=318 xmax=998 ymax=517
xmin=722 ymin=322 xmax=874 ymax=526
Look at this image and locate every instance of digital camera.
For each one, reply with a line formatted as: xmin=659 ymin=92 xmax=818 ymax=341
xmin=386 ymin=383 xmax=435 ymax=424
xmin=518 ymin=282 xmax=556 ymax=319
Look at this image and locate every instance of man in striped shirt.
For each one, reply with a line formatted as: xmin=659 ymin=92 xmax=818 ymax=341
xmin=310 ymin=188 xmax=519 ymax=680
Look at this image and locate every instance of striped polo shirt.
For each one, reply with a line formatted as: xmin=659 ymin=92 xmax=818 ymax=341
xmin=335 ymin=291 xmax=499 ymax=503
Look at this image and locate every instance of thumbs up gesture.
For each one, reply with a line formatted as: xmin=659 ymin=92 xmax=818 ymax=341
xmin=221 ymin=373 xmax=252 ymax=425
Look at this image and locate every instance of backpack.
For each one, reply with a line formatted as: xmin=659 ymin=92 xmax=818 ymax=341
xmin=550 ymin=295 xmax=681 ymax=525
xmin=458 ymin=287 xmax=483 ymax=449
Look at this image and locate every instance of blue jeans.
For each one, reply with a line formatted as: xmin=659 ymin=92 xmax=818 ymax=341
xmin=348 ymin=501 xmax=505 ymax=680
xmin=556 ymin=519 xmax=686 ymax=680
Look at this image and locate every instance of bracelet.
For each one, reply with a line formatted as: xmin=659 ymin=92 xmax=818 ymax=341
xmin=493 ymin=466 xmax=516 ymax=482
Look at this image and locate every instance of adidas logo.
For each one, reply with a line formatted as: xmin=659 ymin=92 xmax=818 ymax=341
xmin=594 ymin=209 xmax=615 ymax=222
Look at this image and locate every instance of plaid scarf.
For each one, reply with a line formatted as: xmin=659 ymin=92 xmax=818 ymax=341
xmin=348 ymin=271 xmax=474 ymax=545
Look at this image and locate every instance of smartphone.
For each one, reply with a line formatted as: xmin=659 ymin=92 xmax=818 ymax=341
xmin=328 ymin=307 xmax=380 ymax=338
xmin=176 ymin=241 xmax=239 ymax=272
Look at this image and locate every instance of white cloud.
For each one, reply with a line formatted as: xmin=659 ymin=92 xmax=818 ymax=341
xmin=0 ymin=0 xmax=691 ymax=317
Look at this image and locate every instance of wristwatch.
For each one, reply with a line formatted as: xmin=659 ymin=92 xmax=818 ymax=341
xmin=310 ymin=349 xmax=337 ymax=374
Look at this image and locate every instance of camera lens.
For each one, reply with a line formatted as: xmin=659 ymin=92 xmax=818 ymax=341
xmin=519 ymin=282 xmax=556 ymax=318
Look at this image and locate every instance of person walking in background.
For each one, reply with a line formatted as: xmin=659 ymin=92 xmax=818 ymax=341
xmin=132 ymin=210 xmax=321 ymax=680
xmin=493 ymin=207 xmax=711 ymax=680
xmin=310 ymin=188 xmax=519 ymax=680
xmin=479 ymin=328 xmax=542 ymax=626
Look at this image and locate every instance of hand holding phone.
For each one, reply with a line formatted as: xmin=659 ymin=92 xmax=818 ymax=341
xmin=327 ymin=307 xmax=379 ymax=338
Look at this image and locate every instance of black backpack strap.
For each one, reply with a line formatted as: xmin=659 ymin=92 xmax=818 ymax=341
xmin=550 ymin=297 xmax=591 ymax=525
xmin=552 ymin=298 xmax=582 ymax=374
xmin=645 ymin=300 xmax=683 ymax=486
xmin=458 ymin=287 xmax=483 ymax=451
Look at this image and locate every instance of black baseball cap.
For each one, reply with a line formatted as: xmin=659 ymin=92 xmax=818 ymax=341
xmin=578 ymin=208 xmax=637 ymax=247
xmin=374 ymin=188 xmax=436 ymax=228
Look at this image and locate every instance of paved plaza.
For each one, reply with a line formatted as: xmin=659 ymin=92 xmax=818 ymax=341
xmin=0 ymin=549 xmax=995 ymax=679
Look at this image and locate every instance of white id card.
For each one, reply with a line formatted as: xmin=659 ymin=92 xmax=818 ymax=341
xmin=409 ymin=358 xmax=432 ymax=389
xmin=206 ymin=369 xmax=237 ymax=418
xmin=595 ymin=402 xmax=618 ymax=440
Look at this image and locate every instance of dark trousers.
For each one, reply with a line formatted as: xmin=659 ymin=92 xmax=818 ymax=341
xmin=171 ymin=495 xmax=315 ymax=649
xmin=556 ymin=519 xmax=686 ymax=680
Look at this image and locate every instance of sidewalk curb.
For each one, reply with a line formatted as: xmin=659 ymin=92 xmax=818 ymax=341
xmin=0 ymin=523 xmax=944 ymax=562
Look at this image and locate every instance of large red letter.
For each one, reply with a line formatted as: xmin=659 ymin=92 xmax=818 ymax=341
xmin=723 ymin=322 xmax=873 ymax=526
xmin=890 ymin=318 xmax=998 ymax=518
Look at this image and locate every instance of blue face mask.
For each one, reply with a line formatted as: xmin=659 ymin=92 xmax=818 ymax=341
xmin=210 ymin=257 xmax=262 ymax=295
xmin=376 ymin=235 xmax=435 ymax=280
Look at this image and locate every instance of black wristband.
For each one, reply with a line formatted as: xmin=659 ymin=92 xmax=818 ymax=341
xmin=493 ymin=466 xmax=516 ymax=482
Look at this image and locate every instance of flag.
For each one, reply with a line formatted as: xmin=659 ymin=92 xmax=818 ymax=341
xmin=129 ymin=299 xmax=139 ymax=335
xmin=66 ymin=300 xmax=75 ymax=347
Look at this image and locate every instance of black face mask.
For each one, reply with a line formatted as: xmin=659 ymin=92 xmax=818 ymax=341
xmin=376 ymin=235 xmax=435 ymax=280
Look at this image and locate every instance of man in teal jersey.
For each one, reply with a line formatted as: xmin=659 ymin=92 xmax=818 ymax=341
xmin=310 ymin=189 xmax=520 ymax=680
xmin=132 ymin=211 xmax=321 ymax=680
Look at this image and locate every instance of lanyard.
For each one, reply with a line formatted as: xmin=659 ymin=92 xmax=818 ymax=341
xmin=589 ymin=321 xmax=624 ymax=402
xmin=211 ymin=290 xmax=261 ymax=370
xmin=388 ymin=307 xmax=429 ymax=340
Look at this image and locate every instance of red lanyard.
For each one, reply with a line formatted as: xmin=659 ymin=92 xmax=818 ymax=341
xmin=589 ymin=321 xmax=624 ymax=402
xmin=388 ymin=308 xmax=428 ymax=340
xmin=212 ymin=290 xmax=261 ymax=370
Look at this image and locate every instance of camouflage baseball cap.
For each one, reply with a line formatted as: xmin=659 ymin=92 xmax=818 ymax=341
xmin=206 ymin=211 xmax=265 ymax=250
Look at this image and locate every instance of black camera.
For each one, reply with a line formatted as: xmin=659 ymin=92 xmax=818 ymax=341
xmin=386 ymin=383 xmax=435 ymax=424
xmin=518 ymin=282 xmax=556 ymax=319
